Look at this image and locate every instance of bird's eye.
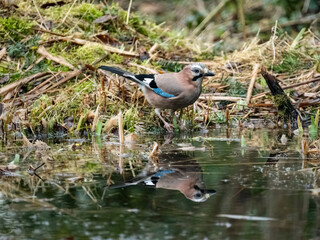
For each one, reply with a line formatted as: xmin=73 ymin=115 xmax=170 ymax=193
xmin=194 ymin=69 xmax=200 ymax=74
xmin=194 ymin=193 xmax=202 ymax=198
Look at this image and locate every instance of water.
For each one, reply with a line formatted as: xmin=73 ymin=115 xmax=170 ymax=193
xmin=0 ymin=128 xmax=319 ymax=240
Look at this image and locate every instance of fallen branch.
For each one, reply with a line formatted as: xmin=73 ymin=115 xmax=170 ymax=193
xmin=261 ymin=66 xmax=300 ymax=128
xmin=0 ymin=72 xmax=50 ymax=97
xmin=252 ymin=76 xmax=320 ymax=101
xmin=37 ymin=45 xmax=75 ymax=70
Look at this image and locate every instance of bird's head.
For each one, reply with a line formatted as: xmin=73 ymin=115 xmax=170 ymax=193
xmin=183 ymin=63 xmax=215 ymax=83
xmin=184 ymin=185 xmax=216 ymax=202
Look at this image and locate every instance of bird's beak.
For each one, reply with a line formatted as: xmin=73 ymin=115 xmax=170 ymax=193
xmin=204 ymin=71 xmax=215 ymax=77
xmin=204 ymin=189 xmax=216 ymax=197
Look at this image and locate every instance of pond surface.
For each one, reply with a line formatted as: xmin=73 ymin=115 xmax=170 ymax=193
xmin=0 ymin=128 xmax=319 ymax=240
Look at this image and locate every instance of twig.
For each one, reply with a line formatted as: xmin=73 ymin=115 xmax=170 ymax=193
xmin=271 ymin=20 xmax=278 ymax=66
xmin=61 ymin=0 xmax=78 ymax=25
xmin=44 ymin=70 xmax=82 ymax=93
xmin=126 ymin=0 xmax=133 ymax=24
xmin=252 ymin=76 xmax=320 ymax=101
xmin=32 ymin=0 xmax=48 ymax=30
xmin=191 ymin=0 xmax=230 ymax=36
xmin=118 ymin=110 xmax=124 ymax=144
xmin=65 ymin=74 xmax=91 ymax=91
xmin=0 ymin=72 xmax=50 ymax=96
xmin=37 ymin=45 xmax=75 ymax=70
xmin=0 ymin=47 xmax=6 ymax=60
xmin=34 ymin=27 xmax=66 ymax=37
xmin=246 ymin=64 xmax=260 ymax=104
xmin=199 ymin=95 xmax=245 ymax=102
xmin=148 ymin=43 xmax=159 ymax=56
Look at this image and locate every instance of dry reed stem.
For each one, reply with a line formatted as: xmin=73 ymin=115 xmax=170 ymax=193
xmin=118 ymin=111 xmax=124 ymax=144
xmin=246 ymin=63 xmax=260 ymax=104
xmin=126 ymin=0 xmax=133 ymax=24
xmin=91 ymin=104 xmax=100 ymax=132
xmin=199 ymin=95 xmax=245 ymax=102
xmin=0 ymin=47 xmax=6 ymax=60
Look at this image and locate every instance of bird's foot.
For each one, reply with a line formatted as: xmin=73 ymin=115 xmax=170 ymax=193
xmin=164 ymin=122 xmax=174 ymax=133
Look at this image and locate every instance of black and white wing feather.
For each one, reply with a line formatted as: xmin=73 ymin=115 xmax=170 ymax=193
xmin=98 ymin=66 xmax=175 ymax=98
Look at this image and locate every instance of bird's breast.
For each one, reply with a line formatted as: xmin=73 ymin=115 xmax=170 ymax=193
xmin=143 ymin=86 xmax=202 ymax=109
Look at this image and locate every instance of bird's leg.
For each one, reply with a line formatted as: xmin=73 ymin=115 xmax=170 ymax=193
xmin=155 ymin=108 xmax=173 ymax=132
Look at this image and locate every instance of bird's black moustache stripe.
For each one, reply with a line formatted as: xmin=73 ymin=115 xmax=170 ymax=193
xmin=192 ymin=74 xmax=203 ymax=81
xmin=149 ymin=80 xmax=158 ymax=88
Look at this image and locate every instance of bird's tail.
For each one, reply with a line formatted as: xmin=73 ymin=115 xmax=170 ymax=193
xmin=98 ymin=66 xmax=141 ymax=85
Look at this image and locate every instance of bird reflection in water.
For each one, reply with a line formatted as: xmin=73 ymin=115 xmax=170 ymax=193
xmin=108 ymin=152 xmax=216 ymax=202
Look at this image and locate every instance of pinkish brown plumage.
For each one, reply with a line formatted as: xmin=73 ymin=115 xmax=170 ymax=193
xmin=99 ymin=63 xmax=215 ymax=132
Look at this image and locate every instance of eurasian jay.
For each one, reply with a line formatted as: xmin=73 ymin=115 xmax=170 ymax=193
xmin=108 ymin=152 xmax=216 ymax=202
xmin=98 ymin=63 xmax=215 ymax=132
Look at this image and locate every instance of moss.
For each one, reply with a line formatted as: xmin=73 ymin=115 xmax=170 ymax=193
xmin=273 ymin=52 xmax=313 ymax=73
xmin=108 ymin=54 xmax=124 ymax=64
xmin=72 ymin=3 xmax=103 ymax=23
xmin=74 ymin=43 xmax=105 ymax=64
xmin=48 ymin=42 xmax=105 ymax=66
xmin=224 ymin=78 xmax=247 ymax=97
xmin=0 ymin=17 xmax=34 ymax=42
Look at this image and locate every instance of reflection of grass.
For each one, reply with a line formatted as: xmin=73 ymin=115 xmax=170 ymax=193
xmin=309 ymin=109 xmax=319 ymax=140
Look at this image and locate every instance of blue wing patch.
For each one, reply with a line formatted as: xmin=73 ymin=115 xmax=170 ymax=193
xmin=153 ymin=88 xmax=175 ymax=98
xmin=154 ymin=170 xmax=176 ymax=177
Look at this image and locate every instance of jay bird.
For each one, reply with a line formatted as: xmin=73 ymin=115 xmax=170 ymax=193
xmin=98 ymin=63 xmax=215 ymax=132
xmin=108 ymin=152 xmax=216 ymax=202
